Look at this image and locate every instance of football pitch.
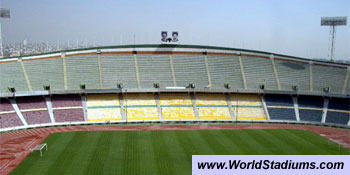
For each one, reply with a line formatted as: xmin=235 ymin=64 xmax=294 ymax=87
xmin=11 ymin=129 xmax=349 ymax=175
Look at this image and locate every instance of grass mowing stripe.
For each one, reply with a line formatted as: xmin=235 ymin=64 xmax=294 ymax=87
xmin=219 ymin=130 xmax=250 ymax=154
xmin=10 ymin=129 xmax=349 ymax=175
xmin=240 ymin=130 xmax=274 ymax=154
xmin=198 ymin=130 xmax=231 ymax=155
xmin=261 ymin=130 xmax=304 ymax=155
xmin=150 ymin=131 xmax=175 ymax=175
xmin=85 ymin=132 xmax=113 ymax=174
xmin=161 ymin=131 xmax=191 ymax=175
xmin=283 ymin=130 xmax=339 ymax=155
xmin=45 ymin=132 xmax=89 ymax=175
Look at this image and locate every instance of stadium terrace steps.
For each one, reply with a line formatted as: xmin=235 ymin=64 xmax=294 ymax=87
xmin=312 ymin=65 xmax=347 ymax=94
xmin=86 ymin=94 xmax=123 ymax=121
xmin=23 ymin=58 xmax=64 ymax=91
xmin=51 ymin=95 xmax=84 ymax=123
xmin=241 ymin=56 xmax=277 ymax=90
xmin=0 ymin=99 xmax=23 ymax=128
xmin=275 ymin=60 xmax=310 ymax=92
xmin=66 ymin=55 xmax=100 ymax=90
xmin=172 ymin=55 xmax=209 ymax=87
xmin=137 ymin=55 xmax=174 ymax=88
xmin=0 ymin=61 xmax=28 ymax=92
xmin=207 ymin=55 xmax=244 ymax=88
xmin=101 ymin=55 xmax=138 ymax=88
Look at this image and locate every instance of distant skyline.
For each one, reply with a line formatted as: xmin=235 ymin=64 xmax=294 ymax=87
xmin=0 ymin=0 xmax=349 ymax=60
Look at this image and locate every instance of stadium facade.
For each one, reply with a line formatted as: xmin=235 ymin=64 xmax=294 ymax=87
xmin=0 ymin=44 xmax=349 ymax=132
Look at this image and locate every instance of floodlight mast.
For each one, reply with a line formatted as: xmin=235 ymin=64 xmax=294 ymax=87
xmin=0 ymin=8 xmax=11 ymax=58
xmin=321 ymin=16 xmax=347 ymax=61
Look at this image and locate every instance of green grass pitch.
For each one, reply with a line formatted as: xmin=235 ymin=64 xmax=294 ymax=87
xmin=11 ymin=129 xmax=349 ymax=175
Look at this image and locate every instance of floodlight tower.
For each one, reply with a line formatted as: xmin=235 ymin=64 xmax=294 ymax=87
xmin=0 ymin=8 xmax=10 ymax=57
xmin=321 ymin=16 xmax=347 ymax=61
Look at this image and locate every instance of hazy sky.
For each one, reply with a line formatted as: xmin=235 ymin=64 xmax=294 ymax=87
xmin=1 ymin=0 xmax=349 ymax=60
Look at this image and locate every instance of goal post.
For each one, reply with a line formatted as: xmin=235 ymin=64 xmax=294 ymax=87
xmin=31 ymin=143 xmax=48 ymax=157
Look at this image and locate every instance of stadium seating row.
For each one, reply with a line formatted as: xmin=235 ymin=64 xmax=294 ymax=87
xmin=1 ymin=53 xmax=348 ymax=94
xmin=0 ymin=93 xmax=349 ymax=129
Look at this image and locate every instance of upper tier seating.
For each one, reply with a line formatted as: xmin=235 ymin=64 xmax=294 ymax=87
xmin=101 ymin=55 xmax=138 ymax=88
xmin=207 ymin=55 xmax=244 ymax=89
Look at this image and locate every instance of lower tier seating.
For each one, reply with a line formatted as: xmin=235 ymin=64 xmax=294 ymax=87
xmin=326 ymin=111 xmax=350 ymax=125
xmin=267 ymin=108 xmax=296 ymax=121
xmin=86 ymin=94 xmax=123 ymax=122
xmin=299 ymin=109 xmax=323 ymax=122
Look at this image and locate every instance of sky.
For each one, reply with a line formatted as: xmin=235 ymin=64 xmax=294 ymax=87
xmin=1 ymin=0 xmax=349 ymax=60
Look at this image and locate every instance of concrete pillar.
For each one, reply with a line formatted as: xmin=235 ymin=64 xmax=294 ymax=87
xmin=321 ymin=98 xmax=329 ymax=123
xmin=9 ymin=98 xmax=28 ymax=126
xmin=292 ymin=96 xmax=300 ymax=121
xmin=45 ymin=96 xmax=55 ymax=123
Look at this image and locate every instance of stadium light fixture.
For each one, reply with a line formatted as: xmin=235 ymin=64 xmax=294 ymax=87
xmin=189 ymin=83 xmax=196 ymax=89
xmin=224 ymin=83 xmax=231 ymax=89
xmin=43 ymin=85 xmax=50 ymax=91
xmin=80 ymin=84 xmax=86 ymax=90
xmin=117 ymin=83 xmax=123 ymax=89
xmin=8 ymin=87 xmax=15 ymax=93
xmin=153 ymin=83 xmax=160 ymax=88
xmin=321 ymin=16 xmax=347 ymax=61
xmin=259 ymin=84 xmax=265 ymax=90
xmin=292 ymin=85 xmax=298 ymax=91
xmin=323 ymin=87 xmax=330 ymax=93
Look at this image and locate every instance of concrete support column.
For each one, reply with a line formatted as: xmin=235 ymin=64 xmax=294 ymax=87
xmin=292 ymin=96 xmax=300 ymax=121
xmin=321 ymin=98 xmax=329 ymax=123
xmin=118 ymin=93 xmax=126 ymax=121
xmin=155 ymin=93 xmax=162 ymax=120
xmin=238 ymin=54 xmax=247 ymax=89
xmin=260 ymin=95 xmax=270 ymax=120
xmin=190 ymin=93 xmax=199 ymax=120
xmin=225 ymin=93 xmax=235 ymax=120
xmin=45 ymin=96 xmax=55 ymax=123
xmin=9 ymin=98 xmax=28 ymax=126
xmin=81 ymin=94 xmax=88 ymax=122
xmin=169 ymin=55 xmax=177 ymax=86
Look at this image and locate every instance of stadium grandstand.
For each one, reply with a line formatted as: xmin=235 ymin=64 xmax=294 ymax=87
xmin=0 ymin=44 xmax=349 ymax=132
